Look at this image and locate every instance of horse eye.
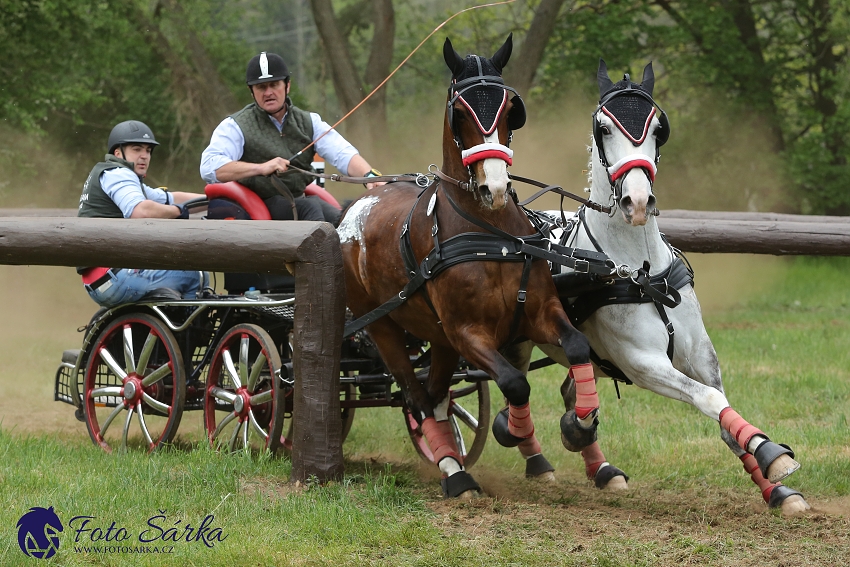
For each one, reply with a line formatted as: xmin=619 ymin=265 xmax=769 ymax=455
xmin=601 ymin=125 xmax=611 ymax=135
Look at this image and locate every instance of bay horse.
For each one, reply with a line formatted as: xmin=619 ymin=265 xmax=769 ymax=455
xmin=338 ymin=36 xmax=603 ymax=497
xmin=508 ymin=60 xmax=810 ymax=513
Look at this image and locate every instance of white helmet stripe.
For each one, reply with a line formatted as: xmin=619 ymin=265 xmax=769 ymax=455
xmin=258 ymin=52 xmax=272 ymax=79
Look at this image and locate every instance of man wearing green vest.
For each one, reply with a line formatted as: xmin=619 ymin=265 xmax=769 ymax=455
xmin=78 ymin=120 xmax=209 ymax=307
xmin=200 ymin=51 xmax=383 ymax=224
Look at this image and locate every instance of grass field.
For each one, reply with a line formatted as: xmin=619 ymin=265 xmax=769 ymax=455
xmin=0 ymin=256 xmax=848 ymax=566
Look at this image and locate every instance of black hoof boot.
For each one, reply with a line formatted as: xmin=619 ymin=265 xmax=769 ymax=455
xmin=767 ymin=485 xmax=803 ymax=509
xmin=559 ymin=410 xmax=597 ymax=452
xmin=441 ymin=471 xmax=481 ymax=498
xmin=753 ymin=440 xmax=795 ymax=477
xmin=492 ymin=407 xmax=525 ymax=448
xmin=594 ymin=464 xmax=629 ymax=489
xmin=525 ymin=454 xmax=555 ymax=478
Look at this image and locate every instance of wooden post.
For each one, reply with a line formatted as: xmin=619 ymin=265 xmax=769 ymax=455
xmin=0 ymin=218 xmax=345 ymax=482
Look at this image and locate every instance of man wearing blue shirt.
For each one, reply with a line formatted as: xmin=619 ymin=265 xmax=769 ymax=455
xmin=200 ymin=51 xmax=382 ymax=224
xmin=78 ymin=120 xmax=209 ymax=307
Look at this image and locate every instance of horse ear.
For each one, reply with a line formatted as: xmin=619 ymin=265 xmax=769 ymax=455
xmin=443 ymin=37 xmax=465 ymax=77
xmin=597 ymin=58 xmax=615 ymax=97
xmin=641 ymin=61 xmax=655 ymax=96
xmin=491 ymin=33 xmax=513 ymax=74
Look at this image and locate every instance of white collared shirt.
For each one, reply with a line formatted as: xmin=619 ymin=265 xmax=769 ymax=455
xmin=199 ymin=111 xmax=359 ymax=184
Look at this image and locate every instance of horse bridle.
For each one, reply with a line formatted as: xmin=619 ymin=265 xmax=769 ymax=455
xmin=446 ymin=56 xmax=526 ymax=196
xmin=592 ymin=77 xmax=670 ymax=216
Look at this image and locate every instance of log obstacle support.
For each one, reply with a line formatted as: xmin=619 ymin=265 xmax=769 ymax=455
xmin=0 ymin=217 xmax=346 ymax=483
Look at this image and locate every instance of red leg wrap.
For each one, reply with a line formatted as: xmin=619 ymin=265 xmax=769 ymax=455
xmin=517 ymin=435 xmax=542 ymax=458
xmin=508 ymin=403 xmax=535 ymax=439
xmin=719 ymin=407 xmax=764 ymax=450
xmin=421 ymin=417 xmax=461 ymax=464
xmin=570 ymin=363 xmax=598 ymax=420
xmin=581 ymin=442 xmax=606 ymax=480
xmin=740 ymin=453 xmax=778 ymax=503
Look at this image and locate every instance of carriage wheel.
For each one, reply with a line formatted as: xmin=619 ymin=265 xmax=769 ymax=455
xmin=204 ymin=324 xmax=284 ymax=453
xmin=83 ymin=313 xmax=185 ymax=453
xmin=404 ymin=380 xmax=490 ymax=469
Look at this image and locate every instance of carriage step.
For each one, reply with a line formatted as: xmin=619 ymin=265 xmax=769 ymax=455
xmin=62 ymin=349 xmax=81 ymax=365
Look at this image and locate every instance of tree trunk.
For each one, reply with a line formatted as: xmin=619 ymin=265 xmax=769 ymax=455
xmin=503 ymin=0 xmax=569 ymax=95
xmin=139 ymin=1 xmax=241 ymax=153
xmin=308 ymin=0 xmax=395 ymax=154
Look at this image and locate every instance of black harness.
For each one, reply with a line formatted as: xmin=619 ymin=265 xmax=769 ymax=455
xmin=343 ymin=183 xmax=614 ymax=341
xmin=548 ymin=205 xmax=694 ymax=385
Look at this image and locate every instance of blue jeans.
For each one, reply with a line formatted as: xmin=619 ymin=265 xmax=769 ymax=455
xmin=86 ymin=269 xmax=209 ymax=308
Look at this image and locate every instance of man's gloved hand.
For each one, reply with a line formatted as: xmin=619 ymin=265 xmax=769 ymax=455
xmin=175 ymin=204 xmax=190 ymax=219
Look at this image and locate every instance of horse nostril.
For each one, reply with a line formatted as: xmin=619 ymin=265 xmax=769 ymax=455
xmin=647 ymin=195 xmax=657 ymax=211
xmin=620 ymin=196 xmax=632 ymax=210
xmin=479 ymin=184 xmax=490 ymax=195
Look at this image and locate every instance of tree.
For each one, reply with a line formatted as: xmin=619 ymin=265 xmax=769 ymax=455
xmin=308 ymin=0 xmax=395 ymax=153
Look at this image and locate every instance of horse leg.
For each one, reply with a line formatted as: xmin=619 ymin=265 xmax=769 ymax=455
xmin=537 ymin=317 xmax=604 ymax=456
xmin=559 ymin=375 xmax=629 ymax=490
xmin=615 ymin=348 xmax=806 ymax=511
xmin=679 ymin=335 xmax=808 ymax=511
xmin=531 ymin=342 xmax=629 ymax=488
xmin=364 ymin=320 xmax=479 ymax=498
xmin=455 ymin=333 xmax=555 ymax=479
xmin=499 ymin=340 xmax=556 ymax=480
xmin=423 ymin=344 xmax=481 ymax=498
xmin=720 ymin=429 xmax=810 ymax=514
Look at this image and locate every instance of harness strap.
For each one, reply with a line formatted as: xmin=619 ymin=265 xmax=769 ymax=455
xmin=507 ymin=253 xmax=533 ymax=343
xmin=511 ymin=174 xmax=612 ymax=214
xmin=444 ymin=190 xmax=613 ymax=275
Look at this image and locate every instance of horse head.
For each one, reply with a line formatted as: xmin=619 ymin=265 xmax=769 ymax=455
xmin=592 ymin=59 xmax=670 ymax=226
xmin=443 ymin=35 xmax=526 ymax=210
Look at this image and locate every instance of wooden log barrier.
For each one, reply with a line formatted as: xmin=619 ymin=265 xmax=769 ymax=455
xmin=0 ymin=217 xmax=345 ymax=483
xmin=656 ymin=217 xmax=850 ymax=255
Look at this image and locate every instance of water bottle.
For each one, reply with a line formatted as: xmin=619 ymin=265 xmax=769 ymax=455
xmin=244 ymin=286 xmax=261 ymax=300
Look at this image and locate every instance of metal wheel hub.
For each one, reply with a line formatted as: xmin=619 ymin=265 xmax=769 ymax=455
xmin=123 ymin=376 xmax=144 ymax=405
xmin=233 ymin=387 xmax=250 ymax=417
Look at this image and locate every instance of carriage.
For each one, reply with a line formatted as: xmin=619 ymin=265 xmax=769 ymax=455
xmin=53 ymin=181 xmax=492 ymax=466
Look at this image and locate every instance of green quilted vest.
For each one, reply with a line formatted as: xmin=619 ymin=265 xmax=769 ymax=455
xmin=78 ymin=155 xmax=149 ymax=219
xmin=231 ymin=101 xmax=315 ymax=200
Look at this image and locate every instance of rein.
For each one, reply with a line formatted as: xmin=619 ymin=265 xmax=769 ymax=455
xmin=511 ymin=173 xmax=612 ymax=214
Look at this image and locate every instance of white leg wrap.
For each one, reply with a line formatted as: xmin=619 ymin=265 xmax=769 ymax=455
xmin=438 ymin=456 xmax=463 ymax=476
xmin=434 ymin=396 xmax=450 ymax=422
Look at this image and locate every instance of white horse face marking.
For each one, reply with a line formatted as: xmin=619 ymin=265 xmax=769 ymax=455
xmin=597 ymin=113 xmax=658 ymax=226
xmin=472 ymin=131 xmax=511 ymax=210
xmin=337 ymin=195 xmax=379 ymax=245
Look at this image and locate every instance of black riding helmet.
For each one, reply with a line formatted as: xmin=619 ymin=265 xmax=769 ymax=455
xmin=107 ymin=120 xmax=159 ymax=154
xmin=246 ymin=52 xmax=290 ymax=85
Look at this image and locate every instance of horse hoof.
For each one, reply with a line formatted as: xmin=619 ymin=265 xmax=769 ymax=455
xmin=525 ymin=453 xmax=555 ymax=478
xmin=457 ymin=489 xmax=479 ymax=500
xmin=602 ymin=475 xmax=629 ymax=491
xmin=532 ymin=471 xmax=556 ymax=483
xmin=440 ymin=471 xmax=481 ymax=499
xmin=767 ymin=454 xmax=801 ymax=484
xmin=492 ymin=407 xmax=524 ymax=448
xmin=767 ymin=484 xmax=809 ymax=514
xmin=781 ymin=495 xmax=811 ymax=515
xmin=753 ymin=441 xmax=798 ymax=482
xmin=559 ymin=410 xmax=597 ymax=452
xmin=594 ymin=464 xmax=630 ymax=490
